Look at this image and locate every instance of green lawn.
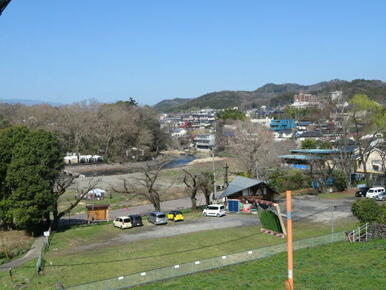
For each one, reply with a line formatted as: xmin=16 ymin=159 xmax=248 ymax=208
xmin=143 ymin=239 xmax=386 ymax=289
xmin=0 ymin=217 xmax=356 ymax=289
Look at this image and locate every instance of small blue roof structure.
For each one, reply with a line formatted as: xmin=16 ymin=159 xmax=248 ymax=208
xmin=279 ymin=154 xmax=323 ymax=161
xmin=290 ymin=148 xmax=356 ymax=155
xmin=217 ymin=176 xmax=276 ymax=199
xmin=290 ymin=149 xmax=339 ymax=155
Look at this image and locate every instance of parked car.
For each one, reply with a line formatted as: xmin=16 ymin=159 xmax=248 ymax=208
xmin=355 ymin=187 xmax=370 ymax=197
xmin=366 ymin=187 xmax=385 ymax=198
xmin=148 ymin=212 xmax=168 ymax=225
xmin=374 ymin=192 xmax=386 ymax=201
xmin=202 ymin=204 xmax=226 ymax=217
xmin=113 ymin=216 xmax=132 ymax=229
xmin=128 ymin=215 xmax=143 ymax=227
xmin=167 ymin=210 xmax=184 ymax=222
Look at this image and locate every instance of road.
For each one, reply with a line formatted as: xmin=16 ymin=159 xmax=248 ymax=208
xmin=284 ymin=195 xmax=353 ymax=223
xmin=65 ymin=195 xmax=208 ymax=225
xmin=68 ymin=194 xmax=354 ymax=224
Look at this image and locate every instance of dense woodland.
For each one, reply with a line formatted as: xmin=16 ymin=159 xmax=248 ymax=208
xmin=0 ymin=99 xmax=168 ymax=162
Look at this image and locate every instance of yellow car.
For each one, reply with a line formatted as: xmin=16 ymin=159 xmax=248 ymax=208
xmin=167 ymin=210 xmax=184 ymax=222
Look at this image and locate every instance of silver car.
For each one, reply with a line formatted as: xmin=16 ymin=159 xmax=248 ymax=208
xmin=148 ymin=211 xmax=168 ymax=225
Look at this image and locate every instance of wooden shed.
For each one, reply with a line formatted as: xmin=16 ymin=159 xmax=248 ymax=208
xmin=86 ymin=204 xmax=110 ymax=222
xmin=217 ymin=176 xmax=277 ymax=201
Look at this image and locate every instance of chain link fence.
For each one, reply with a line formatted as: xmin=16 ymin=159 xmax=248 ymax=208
xmin=67 ymin=231 xmax=345 ymax=289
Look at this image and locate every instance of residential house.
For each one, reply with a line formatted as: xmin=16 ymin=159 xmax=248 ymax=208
xmin=354 ymin=147 xmax=386 ymax=184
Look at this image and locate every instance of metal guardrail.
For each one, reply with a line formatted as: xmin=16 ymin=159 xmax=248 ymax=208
xmin=346 ymin=223 xmax=368 ymax=243
xmin=67 ymin=231 xmax=346 ymax=289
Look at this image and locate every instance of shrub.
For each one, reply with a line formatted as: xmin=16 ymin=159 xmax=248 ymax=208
xmin=268 ymin=169 xmax=311 ymax=193
xmin=351 ymin=199 xmax=383 ymax=225
xmin=331 ymin=170 xmax=347 ymax=192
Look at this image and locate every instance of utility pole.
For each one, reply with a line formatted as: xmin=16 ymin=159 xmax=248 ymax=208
xmin=211 ymin=121 xmax=217 ymax=202
xmin=224 ymin=163 xmax=229 ymax=188
xmin=212 ymin=146 xmax=216 ymax=202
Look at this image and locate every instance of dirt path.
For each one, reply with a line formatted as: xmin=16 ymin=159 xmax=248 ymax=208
xmin=0 ymin=237 xmax=45 ymax=272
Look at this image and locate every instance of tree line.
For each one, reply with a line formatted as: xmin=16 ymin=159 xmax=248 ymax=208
xmin=0 ymin=99 xmax=168 ymax=162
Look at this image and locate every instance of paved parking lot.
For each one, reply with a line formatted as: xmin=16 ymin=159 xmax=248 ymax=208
xmin=68 ymin=195 xmax=355 ymax=253
xmin=71 ymin=214 xmax=259 ymax=252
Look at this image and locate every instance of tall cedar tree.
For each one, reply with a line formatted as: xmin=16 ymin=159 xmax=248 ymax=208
xmin=6 ymin=129 xmax=63 ymax=234
xmin=0 ymin=126 xmax=30 ymax=229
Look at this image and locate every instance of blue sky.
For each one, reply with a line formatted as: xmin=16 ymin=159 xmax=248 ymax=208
xmin=1 ymin=0 xmax=386 ymax=105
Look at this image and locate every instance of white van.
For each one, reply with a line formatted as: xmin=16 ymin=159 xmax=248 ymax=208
xmin=202 ymin=205 xmax=226 ymax=217
xmin=113 ymin=216 xmax=132 ymax=229
xmin=366 ymin=187 xmax=385 ymax=198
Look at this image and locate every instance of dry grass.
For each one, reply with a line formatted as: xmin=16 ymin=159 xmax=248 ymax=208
xmin=0 ymin=231 xmax=35 ymax=264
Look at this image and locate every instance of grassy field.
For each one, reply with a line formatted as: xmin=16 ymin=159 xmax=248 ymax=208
xmin=0 ymin=231 xmax=35 ymax=265
xmin=0 ymin=217 xmax=356 ymax=289
xmin=142 ymin=239 xmax=386 ymax=289
xmin=317 ymin=190 xmax=356 ymax=199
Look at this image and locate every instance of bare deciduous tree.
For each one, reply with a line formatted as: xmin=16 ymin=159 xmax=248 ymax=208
xmin=52 ymin=172 xmax=98 ymax=227
xmin=112 ymin=161 xmax=170 ymax=211
xmin=198 ymin=171 xmax=214 ymax=206
xmin=183 ymin=169 xmax=199 ymax=210
xmin=228 ymin=121 xmax=275 ymax=178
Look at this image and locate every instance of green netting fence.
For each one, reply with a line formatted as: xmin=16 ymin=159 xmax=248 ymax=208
xmin=67 ymin=231 xmax=346 ymax=289
xmin=35 ymin=226 xmax=53 ymax=275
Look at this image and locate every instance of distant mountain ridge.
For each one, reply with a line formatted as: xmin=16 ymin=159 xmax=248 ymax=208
xmin=152 ymin=98 xmax=191 ymax=112
xmin=1 ymin=98 xmax=62 ymax=106
xmin=153 ymin=79 xmax=386 ymax=112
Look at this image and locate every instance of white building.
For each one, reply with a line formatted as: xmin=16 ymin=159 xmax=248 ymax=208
xmin=290 ymin=92 xmax=320 ymax=109
xmin=194 ymin=134 xmax=215 ymax=151
xmin=171 ymin=128 xmax=188 ymax=137
xmin=64 ymin=153 xmax=103 ymax=164
xmin=250 ymin=117 xmax=273 ymax=128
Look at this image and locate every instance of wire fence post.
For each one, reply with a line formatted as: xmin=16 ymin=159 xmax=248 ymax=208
xmin=331 ymin=205 xmax=335 ymax=242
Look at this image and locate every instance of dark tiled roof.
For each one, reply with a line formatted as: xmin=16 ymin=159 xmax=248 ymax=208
xmin=218 ymin=176 xmax=272 ymax=198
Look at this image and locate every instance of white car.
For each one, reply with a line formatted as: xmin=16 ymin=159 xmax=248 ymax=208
xmin=374 ymin=192 xmax=386 ymax=201
xmin=202 ymin=205 xmax=226 ymax=217
xmin=366 ymin=187 xmax=385 ymax=198
xmin=113 ymin=216 xmax=132 ymax=229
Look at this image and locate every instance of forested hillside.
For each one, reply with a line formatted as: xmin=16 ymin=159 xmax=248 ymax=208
xmin=154 ymin=79 xmax=386 ymax=112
